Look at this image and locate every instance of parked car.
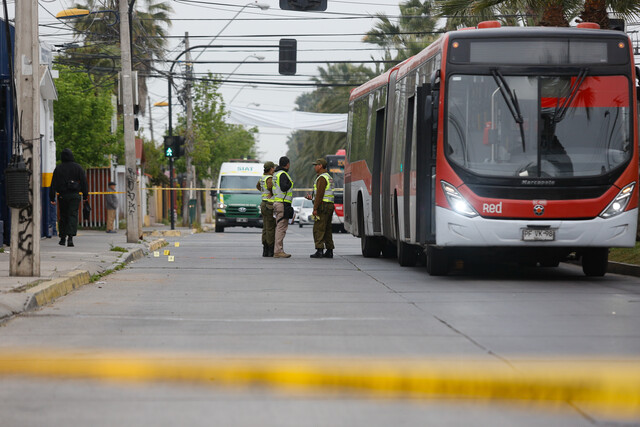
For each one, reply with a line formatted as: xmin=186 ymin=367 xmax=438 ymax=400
xmin=291 ymin=197 xmax=305 ymax=224
xmin=297 ymin=198 xmax=315 ymax=227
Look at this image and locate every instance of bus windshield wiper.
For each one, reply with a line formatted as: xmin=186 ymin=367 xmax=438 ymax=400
xmin=552 ymin=68 xmax=588 ymax=123
xmin=491 ymin=69 xmax=526 ymax=152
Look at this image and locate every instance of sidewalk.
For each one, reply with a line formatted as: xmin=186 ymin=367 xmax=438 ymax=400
xmin=0 ymin=224 xmax=205 ymax=324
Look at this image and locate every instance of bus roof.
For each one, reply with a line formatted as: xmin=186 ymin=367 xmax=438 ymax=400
xmin=219 ymin=162 xmax=263 ymax=176
xmin=351 ymin=25 xmax=631 ymax=98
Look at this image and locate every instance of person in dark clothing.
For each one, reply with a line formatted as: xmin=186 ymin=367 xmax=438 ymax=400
xmin=49 ymin=148 xmax=88 ymax=247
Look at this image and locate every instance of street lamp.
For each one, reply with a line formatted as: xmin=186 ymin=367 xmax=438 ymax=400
xmin=228 ymin=84 xmax=258 ymax=105
xmin=55 ymin=8 xmax=119 ymax=25
xmin=221 ymin=54 xmax=265 ymax=85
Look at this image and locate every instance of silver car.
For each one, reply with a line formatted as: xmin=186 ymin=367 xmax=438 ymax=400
xmin=297 ymin=198 xmax=315 ymax=227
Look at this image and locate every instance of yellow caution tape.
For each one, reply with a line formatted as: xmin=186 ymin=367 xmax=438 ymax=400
xmin=0 ymin=350 xmax=637 ymax=418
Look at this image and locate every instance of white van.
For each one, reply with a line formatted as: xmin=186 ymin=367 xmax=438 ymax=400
xmin=214 ymin=161 xmax=263 ymax=233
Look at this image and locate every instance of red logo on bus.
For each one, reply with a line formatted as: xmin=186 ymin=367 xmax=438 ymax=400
xmin=533 ymin=205 xmax=545 ymax=216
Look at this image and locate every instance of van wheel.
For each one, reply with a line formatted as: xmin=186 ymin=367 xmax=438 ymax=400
xmin=215 ymin=223 xmax=224 ymax=233
xmin=426 ymin=246 xmax=449 ymax=276
xmin=582 ymin=248 xmax=608 ymax=277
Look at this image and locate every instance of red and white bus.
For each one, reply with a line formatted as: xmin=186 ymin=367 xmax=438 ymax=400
xmin=326 ymin=149 xmax=346 ymax=232
xmin=345 ymin=22 xmax=639 ymax=276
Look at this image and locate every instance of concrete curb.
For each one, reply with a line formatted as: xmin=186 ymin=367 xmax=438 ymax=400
xmin=0 ymin=238 xmax=168 ymax=324
xmin=607 ymin=261 xmax=640 ymax=276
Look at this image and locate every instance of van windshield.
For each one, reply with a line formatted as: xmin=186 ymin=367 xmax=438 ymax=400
xmin=219 ymin=176 xmax=260 ymax=193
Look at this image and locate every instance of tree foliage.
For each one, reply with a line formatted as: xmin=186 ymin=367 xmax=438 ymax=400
xmin=364 ymin=0 xmax=440 ymax=67
xmin=53 ymin=65 xmax=119 ymax=168
xmin=173 ymin=73 xmax=258 ymax=181
xmin=58 ymin=0 xmax=173 ymax=116
xmin=435 ymin=0 xmax=640 ymax=29
xmin=286 ymin=64 xmax=375 ymax=188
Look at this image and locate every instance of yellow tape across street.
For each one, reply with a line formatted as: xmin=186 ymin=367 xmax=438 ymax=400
xmin=0 ymin=350 xmax=638 ymax=418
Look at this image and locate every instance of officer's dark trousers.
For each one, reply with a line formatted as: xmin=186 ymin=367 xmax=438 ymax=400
xmin=58 ymin=192 xmax=81 ymax=237
xmin=260 ymin=201 xmax=275 ymax=246
xmin=313 ymin=202 xmax=334 ymax=250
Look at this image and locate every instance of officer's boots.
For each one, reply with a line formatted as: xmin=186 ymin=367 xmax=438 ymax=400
xmin=59 ymin=236 xmax=66 ymax=246
xmin=262 ymin=244 xmax=269 ymax=257
xmin=310 ymin=249 xmax=324 ymax=258
xmin=67 ymin=237 xmax=74 ymax=247
xmin=323 ymin=249 xmax=333 ymax=258
xmin=267 ymin=245 xmax=274 ymax=257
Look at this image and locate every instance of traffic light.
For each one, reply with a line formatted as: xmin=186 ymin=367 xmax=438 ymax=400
xmin=173 ymin=136 xmax=185 ymax=158
xmin=164 ymin=135 xmax=174 ymax=158
xmin=164 ymin=135 xmax=185 ymax=158
xmin=279 ymin=0 xmax=327 ymax=11
xmin=279 ymin=38 xmax=297 ymax=76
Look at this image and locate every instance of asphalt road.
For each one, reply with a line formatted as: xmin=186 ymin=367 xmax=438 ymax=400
xmin=1 ymin=226 xmax=639 ymax=426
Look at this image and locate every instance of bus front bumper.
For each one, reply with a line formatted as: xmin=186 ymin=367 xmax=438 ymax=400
xmin=435 ymin=207 xmax=637 ymax=248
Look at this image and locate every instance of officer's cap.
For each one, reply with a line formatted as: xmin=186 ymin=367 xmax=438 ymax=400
xmin=263 ymin=161 xmax=275 ymax=170
xmin=312 ymin=158 xmax=327 ymax=167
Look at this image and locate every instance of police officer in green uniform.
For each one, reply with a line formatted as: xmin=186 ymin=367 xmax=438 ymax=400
xmin=256 ymin=161 xmax=276 ymax=257
xmin=307 ymin=158 xmax=335 ymax=258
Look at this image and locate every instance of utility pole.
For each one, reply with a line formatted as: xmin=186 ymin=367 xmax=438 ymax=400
xmin=183 ymin=33 xmax=195 ymax=226
xmin=10 ymin=0 xmax=41 ymax=276
xmin=120 ymin=0 xmax=139 ymax=243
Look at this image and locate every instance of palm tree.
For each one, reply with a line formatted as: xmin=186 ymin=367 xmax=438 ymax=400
xmin=436 ymin=0 xmax=640 ymax=29
xmin=364 ymin=0 xmax=440 ymax=66
xmin=286 ymin=64 xmax=375 ymax=186
xmin=436 ymin=0 xmax=575 ymax=27
xmin=61 ymin=0 xmax=173 ymax=115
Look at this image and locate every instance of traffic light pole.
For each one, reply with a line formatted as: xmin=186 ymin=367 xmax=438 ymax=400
xmin=168 ymin=73 xmax=175 ymax=230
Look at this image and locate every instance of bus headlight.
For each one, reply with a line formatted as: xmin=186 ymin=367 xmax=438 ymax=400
xmin=441 ymin=181 xmax=478 ymax=218
xmin=600 ymin=182 xmax=635 ymax=218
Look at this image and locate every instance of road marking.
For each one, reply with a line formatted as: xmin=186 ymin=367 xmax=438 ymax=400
xmin=0 ymin=349 xmax=637 ymax=419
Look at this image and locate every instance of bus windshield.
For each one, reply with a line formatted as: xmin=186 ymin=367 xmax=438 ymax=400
xmin=446 ymin=74 xmax=632 ymax=178
xmin=219 ymin=175 xmax=260 ymax=193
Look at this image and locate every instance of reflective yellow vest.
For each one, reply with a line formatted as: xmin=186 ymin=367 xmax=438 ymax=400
xmin=259 ymin=174 xmax=274 ymax=202
xmin=313 ymin=172 xmax=334 ymax=203
xmin=274 ymin=170 xmax=294 ymax=203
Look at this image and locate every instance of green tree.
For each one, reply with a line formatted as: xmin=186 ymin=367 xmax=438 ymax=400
xmin=364 ymin=0 xmax=440 ymax=66
xmin=174 ymin=73 xmax=257 ymax=181
xmin=286 ymin=64 xmax=375 ymax=188
xmin=436 ymin=0 xmax=640 ymax=28
xmin=53 ymin=65 xmax=119 ymax=168
xmin=60 ymin=0 xmax=173 ymax=115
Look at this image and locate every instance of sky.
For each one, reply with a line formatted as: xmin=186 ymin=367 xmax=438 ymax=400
xmin=34 ymin=0 xmax=404 ymax=163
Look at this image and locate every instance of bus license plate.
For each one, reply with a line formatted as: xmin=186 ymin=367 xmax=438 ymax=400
xmin=522 ymin=229 xmax=555 ymax=241
xmin=237 ymin=218 xmax=248 ymax=223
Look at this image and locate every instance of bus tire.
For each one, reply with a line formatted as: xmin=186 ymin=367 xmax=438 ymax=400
xmin=381 ymin=239 xmax=396 ymax=258
xmin=426 ymin=246 xmax=449 ymax=276
xmin=358 ymin=195 xmax=380 ymax=258
xmin=215 ymin=223 xmax=224 ymax=233
xmin=582 ymin=248 xmax=608 ymax=277
xmin=397 ymin=241 xmax=418 ymax=266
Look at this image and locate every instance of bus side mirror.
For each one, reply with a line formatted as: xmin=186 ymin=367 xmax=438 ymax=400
xmin=430 ymin=69 xmax=440 ymax=91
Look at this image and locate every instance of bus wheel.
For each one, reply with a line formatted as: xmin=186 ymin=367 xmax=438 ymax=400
xmin=426 ymin=246 xmax=449 ymax=276
xmin=381 ymin=239 xmax=396 ymax=258
xmin=361 ymin=236 xmax=381 ymax=258
xmin=397 ymin=241 xmax=418 ymax=267
xmin=215 ymin=223 xmax=225 ymax=233
xmin=582 ymin=248 xmax=608 ymax=277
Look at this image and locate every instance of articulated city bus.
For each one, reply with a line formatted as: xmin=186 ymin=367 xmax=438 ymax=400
xmin=345 ymin=21 xmax=639 ymax=276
